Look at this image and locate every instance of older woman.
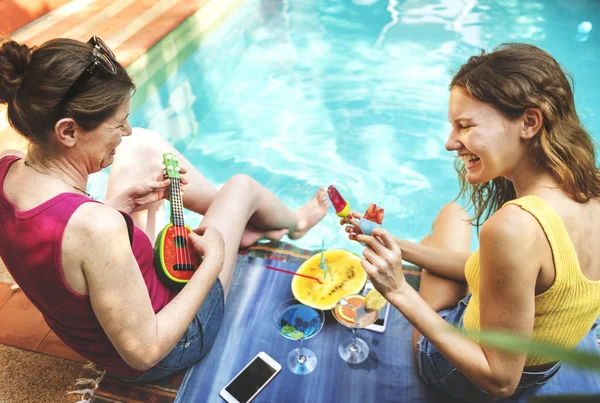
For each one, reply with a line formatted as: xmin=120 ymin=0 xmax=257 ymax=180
xmin=344 ymin=43 xmax=600 ymax=402
xmin=0 ymin=36 xmax=329 ymax=382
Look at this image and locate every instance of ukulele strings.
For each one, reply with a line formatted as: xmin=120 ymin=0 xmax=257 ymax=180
xmin=174 ymin=180 xmax=192 ymax=265
xmin=166 ymin=155 xmax=189 ymax=271
xmin=171 ymin=171 xmax=192 ymax=267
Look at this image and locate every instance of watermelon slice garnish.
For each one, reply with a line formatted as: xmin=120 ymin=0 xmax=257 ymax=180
xmin=363 ymin=203 xmax=384 ymax=225
xmin=327 ymin=185 xmax=348 ymax=214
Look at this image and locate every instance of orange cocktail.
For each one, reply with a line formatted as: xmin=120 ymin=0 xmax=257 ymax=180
xmin=331 ymin=294 xmax=379 ymax=364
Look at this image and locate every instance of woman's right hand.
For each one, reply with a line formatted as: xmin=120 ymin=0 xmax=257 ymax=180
xmin=188 ymin=225 xmax=225 ymax=270
xmin=340 ymin=210 xmax=364 ymax=241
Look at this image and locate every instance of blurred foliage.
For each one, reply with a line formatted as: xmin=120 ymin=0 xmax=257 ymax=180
xmin=458 ymin=329 xmax=600 ymax=402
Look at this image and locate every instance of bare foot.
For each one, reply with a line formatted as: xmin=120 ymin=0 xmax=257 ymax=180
xmin=240 ymin=225 xmax=289 ymax=248
xmin=289 ymin=188 xmax=330 ymax=239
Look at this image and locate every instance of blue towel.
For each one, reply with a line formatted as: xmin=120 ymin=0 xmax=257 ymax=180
xmin=175 ymin=243 xmax=600 ymax=402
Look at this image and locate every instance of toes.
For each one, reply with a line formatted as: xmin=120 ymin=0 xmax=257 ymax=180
xmin=316 ymin=188 xmax=329 ymax=206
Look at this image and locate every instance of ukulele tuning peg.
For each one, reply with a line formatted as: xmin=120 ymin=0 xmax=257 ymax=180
xmin=176 ymin=167 xmax=181 ymax=172
xmin=174 ymin=157 xmax=180 ymax=162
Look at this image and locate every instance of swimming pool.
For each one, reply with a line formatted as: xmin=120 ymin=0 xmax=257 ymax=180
xmin=100 ymin=0 xmax=600 ymax=254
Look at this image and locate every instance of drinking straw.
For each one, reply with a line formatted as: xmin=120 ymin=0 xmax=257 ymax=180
xmin=265 ymin=265 xmax=323 ymax=284
xmin=319 ymin=239 xmax=331 ymax=280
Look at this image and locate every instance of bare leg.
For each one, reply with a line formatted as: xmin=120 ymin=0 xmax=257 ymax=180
xmin=411 ymin=202 xmax=472 ymax=352
xmin=107 ymin=128 xmax=217 ymax=240
xmin=107 ymin=128 xmax=297 ymax=246
xmin=199 ymin=175 xmax=328 ymax=296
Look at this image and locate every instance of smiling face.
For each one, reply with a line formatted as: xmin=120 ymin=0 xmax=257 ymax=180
xmin=77 ymin=97 xmax=132 ymax=171
xmin=445 ymin=86 xmax=527 ymax=185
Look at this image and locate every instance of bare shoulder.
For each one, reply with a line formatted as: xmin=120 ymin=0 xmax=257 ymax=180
xmin=480 ymin=204 xmax=543 ymax=256
xmin=65 ymin=203 xmax=131 ymax=259
xmin=69 ymin=202 xmax=128 ymax=235
xmin=478 ymin=204 xmax=543 ymax=298
xmin=61 ymin=203 xmax=133 ymax=294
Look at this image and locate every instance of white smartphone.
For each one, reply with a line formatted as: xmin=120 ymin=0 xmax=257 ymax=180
xmin=362 ymin=281 xmax=391 ymax=333
xmin=219 ymin=351 xmax=282 ymax=403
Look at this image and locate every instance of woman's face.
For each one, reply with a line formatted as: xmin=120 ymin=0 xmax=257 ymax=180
xmin=445 ymin=86 xmax=525 ymax=185
xmin=79 ymin=97 xmax=132 ymax=172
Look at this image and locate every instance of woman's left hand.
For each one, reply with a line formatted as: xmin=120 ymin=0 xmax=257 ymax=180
xmin=128 ymin=166 xmax=188 ymax=211
xmin=357 ymin=228 xmax=407 ymax=299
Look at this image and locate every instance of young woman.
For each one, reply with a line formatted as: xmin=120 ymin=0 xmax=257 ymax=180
xmin=0 ymin=36 xmax=329 ymax=382
xmin=343 ymin=43 xmax=600 ymax=401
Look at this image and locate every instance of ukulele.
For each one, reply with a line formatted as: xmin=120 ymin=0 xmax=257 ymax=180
xmin=154 ymin=152 xmax=203 ymax=288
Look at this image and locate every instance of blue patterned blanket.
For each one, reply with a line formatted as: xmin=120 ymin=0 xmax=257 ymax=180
xmin=175 ymin=241 xmax=600 ymax=402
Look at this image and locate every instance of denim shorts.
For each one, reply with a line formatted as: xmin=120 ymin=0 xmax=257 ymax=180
xmin=114 ymin=279 xmax=225 ymax=383
xmin=417 ymin=294 xmax=561 ymax=403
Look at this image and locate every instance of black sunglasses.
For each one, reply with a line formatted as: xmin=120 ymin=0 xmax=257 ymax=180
xmin=56 ymin=36 xmax=117 ymax=115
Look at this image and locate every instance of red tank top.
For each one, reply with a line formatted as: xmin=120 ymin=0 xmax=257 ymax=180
xmin=0 ymin=156 xmax=177 ymax=376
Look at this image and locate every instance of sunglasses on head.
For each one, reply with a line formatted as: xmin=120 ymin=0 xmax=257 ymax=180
xmin=56 ymin=36 xmax=117 ymax=115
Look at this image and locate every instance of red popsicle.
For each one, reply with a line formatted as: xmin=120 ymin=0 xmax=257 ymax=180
xmin=327 ymin=185 xmax=348 ymax=213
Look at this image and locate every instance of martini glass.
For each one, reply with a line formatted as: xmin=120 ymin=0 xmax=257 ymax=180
xmin=274 ymin=298 xmax=325 ymax=375
xmin=332 ymin=294 xmax=378 ymax=364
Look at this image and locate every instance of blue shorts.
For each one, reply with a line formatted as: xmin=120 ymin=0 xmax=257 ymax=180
xmin=115 ymin=279 xmax=225 ymax=383
xmin=417 ymin=294 xmax=561 ymax=403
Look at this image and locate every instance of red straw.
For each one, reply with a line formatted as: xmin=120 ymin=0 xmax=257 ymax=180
xmin=264 ymin=265 xmax=323 ymax=284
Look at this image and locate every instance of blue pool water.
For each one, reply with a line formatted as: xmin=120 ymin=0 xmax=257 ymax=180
xmin=279 ymin=304 xmax=322 ymax=340
xmin=106 ymin=0 xmax=599 ymax=254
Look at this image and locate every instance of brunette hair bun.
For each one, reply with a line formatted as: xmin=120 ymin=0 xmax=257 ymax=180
xmin=0 ymin=39 xmax=32 ymax=104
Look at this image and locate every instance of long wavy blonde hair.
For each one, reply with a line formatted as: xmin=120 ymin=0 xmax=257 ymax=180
xmin=451 ymin=43 xmax=600 ymax=229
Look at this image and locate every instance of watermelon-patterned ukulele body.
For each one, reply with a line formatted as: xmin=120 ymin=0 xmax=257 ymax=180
xmin=154 ymin=152 xmax=203 ymax=289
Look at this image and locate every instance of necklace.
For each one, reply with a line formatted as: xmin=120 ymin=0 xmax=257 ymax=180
xmin=23 ymin=160 xmax=94 ymax=199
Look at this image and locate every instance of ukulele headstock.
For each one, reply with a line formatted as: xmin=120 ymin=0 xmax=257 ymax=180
xmin=162 ymin=152 xmax=180 ymax=180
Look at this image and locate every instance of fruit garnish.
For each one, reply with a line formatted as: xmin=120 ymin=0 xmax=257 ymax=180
xmin=281 ymin=325 xmax=304 ymax=339
xmin=336 ymin=295 xmax=366 ymax=323
xmin=291 ymin=250 xmax=367 ymax=310
xmin=327 ymin=185 xmax=348 ymax=214
xmin=363 ymin=203 xmax=384 ymax=225
xmin=365 ymin=288 xmax=387 ymax=311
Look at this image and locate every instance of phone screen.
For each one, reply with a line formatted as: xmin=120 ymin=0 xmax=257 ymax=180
xmin=224 ymin=356 xmax=277 ymax=403
xmin=374 ymin=306 xmax=387 ymax=326
xmin=363 ymin=282 xmax=388 ymax=326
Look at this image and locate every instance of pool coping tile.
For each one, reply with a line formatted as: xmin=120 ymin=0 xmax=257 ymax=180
xmin=0 ymin=288 xmax=50 ymax=351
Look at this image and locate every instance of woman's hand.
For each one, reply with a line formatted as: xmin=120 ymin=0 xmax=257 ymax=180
xmin=127 ymin=166 xmax=189 ymax=212
xmin=341 ymin=210 xmax=364 ymax=240
xmin=188 ymin=225 xmax=225 ymax=271
xmin=357 ymin=228 xmax=407 ymax=299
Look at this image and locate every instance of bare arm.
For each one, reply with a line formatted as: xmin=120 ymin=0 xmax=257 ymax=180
xmin=393 ymin=237 xmax=470 ymax=281
xmin=74 ymin=204 xmax=223 ymax=371
xmin=343 ymin=212 xmax=470 ymax=281
xmin=360 ymin=206 xmax=540 ymax=398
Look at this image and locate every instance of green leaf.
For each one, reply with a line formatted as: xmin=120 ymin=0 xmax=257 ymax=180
xmin=458 ymin=329 xmax=600 ymax=372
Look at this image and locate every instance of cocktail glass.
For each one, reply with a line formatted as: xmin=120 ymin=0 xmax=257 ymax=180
xmin=331 ymin=294 xmax=378 ymax=364
xmin=274 ymin=298 xmax=325 ymax=375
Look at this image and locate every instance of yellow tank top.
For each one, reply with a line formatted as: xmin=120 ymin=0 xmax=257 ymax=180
xmin=463 ymin=195 xmax=600 ymax=366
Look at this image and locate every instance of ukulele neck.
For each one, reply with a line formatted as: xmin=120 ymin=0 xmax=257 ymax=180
xmin=169 ymin=179 xmax=185 ymax=227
